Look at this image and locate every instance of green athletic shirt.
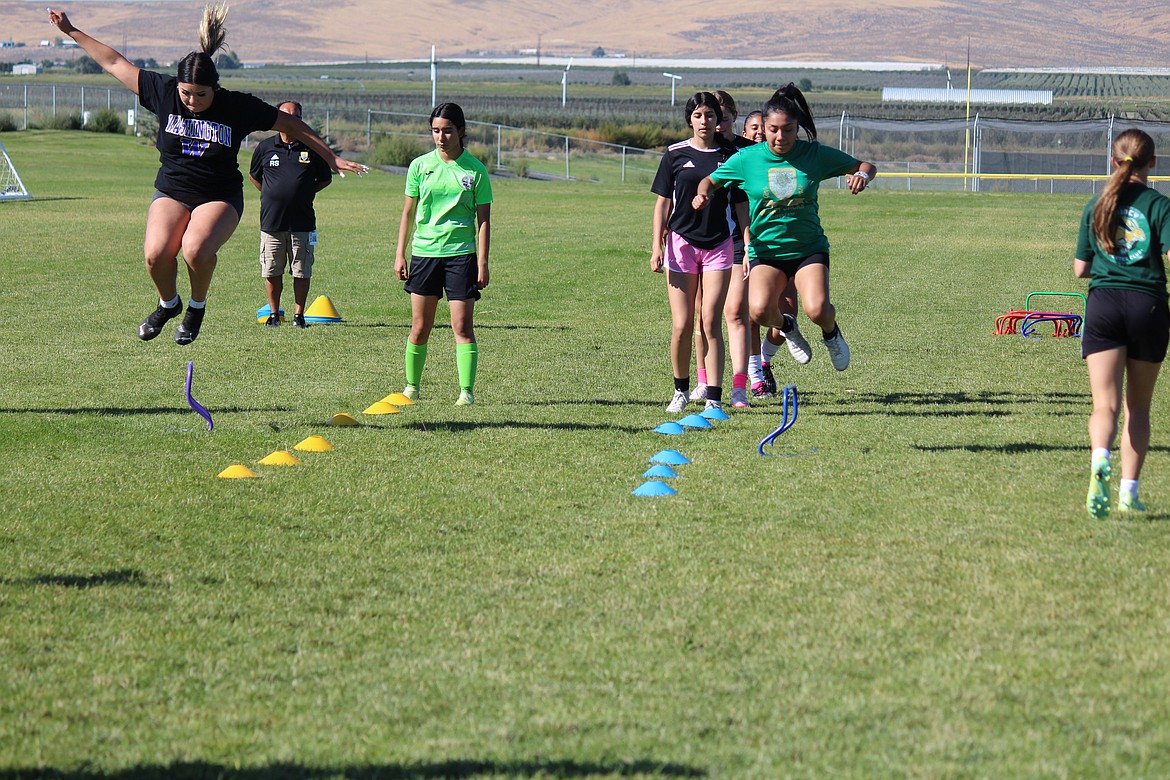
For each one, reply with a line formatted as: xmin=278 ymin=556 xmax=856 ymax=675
xmin=1076 ymin=183 xmax=1170 ymax=299
xmin=708 ymin=139 xmax=859 ymax=262
xmin=405 ymin=148 xmax=493 ymax=257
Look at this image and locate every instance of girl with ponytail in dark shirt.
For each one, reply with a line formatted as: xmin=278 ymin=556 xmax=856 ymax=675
xmin=48 ymin=5 xmax=366 ymax=345
xmin=1075 ymin=128 xmax=1170 ymax=517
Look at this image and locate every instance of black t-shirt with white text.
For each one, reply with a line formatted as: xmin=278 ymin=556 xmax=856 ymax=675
xmin=137 ymin=70 xmax=278 ymax=201
xmin=651 ymin=140 xmax=745 ymax=249
xmin=249 ymin=134 xmax=332 ymax=232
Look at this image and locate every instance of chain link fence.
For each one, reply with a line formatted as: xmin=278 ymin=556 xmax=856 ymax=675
xmin=7 ymin=83 xmax=1170 ymax=193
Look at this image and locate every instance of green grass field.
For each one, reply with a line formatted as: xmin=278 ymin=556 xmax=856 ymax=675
xmin=3 ymin=131 xmax=1170 ymax=778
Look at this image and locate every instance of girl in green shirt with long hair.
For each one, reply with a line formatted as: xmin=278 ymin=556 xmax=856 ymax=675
xmin=694 ymin=84 xmax=876 ymax=372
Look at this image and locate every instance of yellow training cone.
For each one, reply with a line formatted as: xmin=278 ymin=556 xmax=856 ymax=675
xmin=382 ymin=392 xmax=416 ymax=406
xmin=217 ymin=464 xmax=259 ymax=479
xmin=363 ymin=401 xmax=400 ymax=415
xmin=258 ymin=450 xmax=302 ymax=466
xmin=294 ymin=435 xmax=334 ymax=452
xmin=329 ymin=412 xmax=361 ymax=427
xmin=304 ymin=294 xmax=342 ymax=323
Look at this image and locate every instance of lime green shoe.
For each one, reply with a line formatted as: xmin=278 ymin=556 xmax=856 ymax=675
xmin=455 ymin=390 xmax=475 ymax=406
xmin=1118 ymin=493 xmax=1147 ymax=513
xmin=1086 ymin=457 xmax=1112 ymax=519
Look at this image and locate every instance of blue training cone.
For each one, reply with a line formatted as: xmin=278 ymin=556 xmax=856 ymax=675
xmin=643 ymin=464 xmax=679 ymax=479
xmin=632 ymin=480 xmax=677 ymax=497
xmin=701 ymin=406 xmax=731 ymax=421
xmin=654 ymin=421 xmax=686 ymax=435
xmin=650 ymin=449 xmax=691 ymax=465
xmin=257 ymin=303 xmax=284 ymax=323
xmin=678 ymin=414 xmax=713 ymax=429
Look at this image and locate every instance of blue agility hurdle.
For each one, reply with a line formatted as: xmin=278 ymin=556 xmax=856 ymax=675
xmin=758 ymin=384 xmax=797 ymax=456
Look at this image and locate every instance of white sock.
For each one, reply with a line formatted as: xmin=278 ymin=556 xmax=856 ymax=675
xmin=1120 ymin=479 xmax=1139 ymax=498
xmin=748 ymin=355 xmax=763 ymax=384
xmin=161 ymin=295 xmax=180 ymax=309
xmin=1091 ymin=447 xmax=1111 ymax=464
xmin=188 ymin=298 xmax=206 ymax=310
xmin=761 ymin=334 xmax=782 ymax=363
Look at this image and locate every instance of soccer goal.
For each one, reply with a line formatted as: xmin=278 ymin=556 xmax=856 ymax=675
xmin=0 ymin=139 xmax=31 ymax=200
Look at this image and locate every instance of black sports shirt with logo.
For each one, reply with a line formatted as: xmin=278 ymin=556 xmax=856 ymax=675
xmin=138 ymin=70 xmax=278 ymax=201
xmin=249 ymin=135 xmax=332 ymax=232
xmin=651 ymin=140 xmax=745 ymax=249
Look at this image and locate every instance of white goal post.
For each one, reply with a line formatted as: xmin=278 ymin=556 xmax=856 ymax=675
xmin=0 ymin=139 xmax=31 ymax=200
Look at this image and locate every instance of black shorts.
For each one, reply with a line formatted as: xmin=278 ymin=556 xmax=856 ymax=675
xmin=404 ymin=253 xmax=481 ymax=301
xmin=732 ymin=233 xmax=745 ymax=265
xmin=1082 ymin=287 xmax=1170 ymax=362
xmin=153 ymin=189 xmax=244 ymax=220
xmin=751 ymin=251 xmax=829 ymax=278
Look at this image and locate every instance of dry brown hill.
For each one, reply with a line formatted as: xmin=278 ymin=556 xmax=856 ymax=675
xmin=3 ymin=0 xmax=1162 ymax=68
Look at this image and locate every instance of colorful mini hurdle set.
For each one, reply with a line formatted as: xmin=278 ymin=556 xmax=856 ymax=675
xmin=995 ymin=291 xmax=1087 ymax=339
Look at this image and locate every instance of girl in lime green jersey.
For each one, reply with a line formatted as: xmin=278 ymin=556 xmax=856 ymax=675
xmin=394 ymin=103 xmax=492 ymax=406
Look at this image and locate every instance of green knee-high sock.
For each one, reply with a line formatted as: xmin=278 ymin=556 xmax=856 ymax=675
xmin=405 ymin=340 xmax=428 ymax=388
xmin=456 ymin=342 xmax=478 ymax=392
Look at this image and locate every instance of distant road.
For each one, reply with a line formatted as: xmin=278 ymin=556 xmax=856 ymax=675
xmin=294 ymin=56 xmax=946 ymax=73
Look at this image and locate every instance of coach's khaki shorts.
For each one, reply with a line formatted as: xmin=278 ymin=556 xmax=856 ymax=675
xmin=259 ymin=231 xmax=315 ymax=278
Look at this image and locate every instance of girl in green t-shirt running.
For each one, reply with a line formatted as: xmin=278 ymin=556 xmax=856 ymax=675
xmin=1075 ymin=128 xmax=1170 ymax=517
xmin=693 ymin=84 xmax=876 ymax=372
xmin=394 ymin=103 xmax=492 ymax=406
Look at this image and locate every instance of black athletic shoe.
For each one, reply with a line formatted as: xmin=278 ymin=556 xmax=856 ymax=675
xmin=174 ymin=306 xmax=205 ymax=345
xmin=138 ymin=299 xmax=183 ymax=341
xmin=762 ymin=362 xmax=778 ymax=396
xmin=265 ymin=314 xmax=281 ymax=328
xmin=293 ymin=313 xmax=308 ymax=329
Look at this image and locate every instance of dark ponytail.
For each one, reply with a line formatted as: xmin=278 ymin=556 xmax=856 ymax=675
xmin=1093 ymin=128 xmax=1155 ymax=254
xmin=764 ymin=82 xmax=817 ymax=141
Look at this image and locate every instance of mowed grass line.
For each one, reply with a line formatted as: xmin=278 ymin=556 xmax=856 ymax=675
xmin=1 ymin=131 xmax=1170 ymax=777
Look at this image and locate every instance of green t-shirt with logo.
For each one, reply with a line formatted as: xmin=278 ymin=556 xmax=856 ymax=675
xmin=405 ymin=148 xmax=493 ymax=257
xmin=709 ymin=139 xmax=858 ymax=262
xmin=1077 ymin=183 xmax=1170 ymax=299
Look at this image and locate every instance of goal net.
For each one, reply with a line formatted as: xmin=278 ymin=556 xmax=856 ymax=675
xmin=0 ymin=140 xmax=30 ymax=200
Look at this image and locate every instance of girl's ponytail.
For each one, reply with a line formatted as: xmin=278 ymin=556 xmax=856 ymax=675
xmin=199 ymin=2 xmax=229 ymax=58
xmin=176 ymin=3 xmax=228 ymax=88
xmin=1093 ymin=129 xmax=1155 ymax=254
xmin=764 ymin=83 xmax=817 ymax=141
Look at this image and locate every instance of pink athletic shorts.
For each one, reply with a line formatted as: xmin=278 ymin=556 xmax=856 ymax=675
xmin=666 ymin=232 xmax=734 ymax=274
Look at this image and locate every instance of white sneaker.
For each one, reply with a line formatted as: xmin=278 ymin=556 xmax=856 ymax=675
xmin=667 ymin=390 xmax=688 ymax=413
xmin=689 ymin=384 xmax=708 ymax=402
xmin=730 ymin=387 xmax=750 ymax=408
xmin=783 ymin=315 xmax=812 ymax=364
xmin=403 ymin=385 xmax=419 ymax=400
xmin=703 ymin=399 xmax=723 ymax=412
xmin=823 ymin=329 xmax=850 ymax=370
